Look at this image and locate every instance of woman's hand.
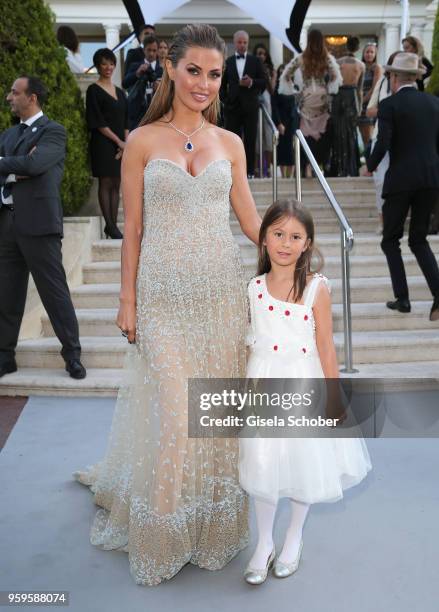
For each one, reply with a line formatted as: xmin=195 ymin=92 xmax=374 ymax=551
xmin=116 ymin=299 xmax=136 ymax=343
xmin=277 ymin=123 xmax=286 ymax=136
xmin=117 ymin=139 xmax=126 ymax=150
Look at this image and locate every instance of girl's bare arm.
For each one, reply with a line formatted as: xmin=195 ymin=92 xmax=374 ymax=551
xmin=313 ymin=283 xmax=339 ymax=378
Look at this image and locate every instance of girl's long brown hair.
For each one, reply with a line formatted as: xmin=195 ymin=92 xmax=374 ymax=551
xmin=138 ymin=24 xmax=226 ymax=127
xmin=257 ymin=199 xmax=323 ymax=303
xmin=301 ymin=29 xmax=329 ymax=80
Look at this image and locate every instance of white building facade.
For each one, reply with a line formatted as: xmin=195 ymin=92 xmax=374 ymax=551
xmin=49 ymin=0 xmax=438 ymax=84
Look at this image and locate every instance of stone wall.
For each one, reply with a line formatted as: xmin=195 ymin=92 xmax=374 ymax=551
xmin=19 ymin=216 xmax=101 ymax=340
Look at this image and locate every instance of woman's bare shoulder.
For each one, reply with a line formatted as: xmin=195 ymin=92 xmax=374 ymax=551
xmin=210 ymin=125 xmax=244 ymax=159
xmin=125 ymin=122 xmax=167 ymax=159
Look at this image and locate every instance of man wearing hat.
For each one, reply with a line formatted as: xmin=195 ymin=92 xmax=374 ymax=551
xmin=367 ymin=52 xmax=439 ymax=321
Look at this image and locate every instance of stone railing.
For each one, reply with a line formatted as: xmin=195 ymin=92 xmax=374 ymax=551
xmin=75 ymin=73 xmax=99 ymax=100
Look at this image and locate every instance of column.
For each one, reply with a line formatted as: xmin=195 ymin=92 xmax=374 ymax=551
xmin=410 ymin=21 xmax=425 ymax=44
xmin=269 ymin=34 xmax=284 ymax=69
xmin=378 ymin=27 xmax=386 ymax=64
xmin=103 ymin=22 xmax=122 ymax=86
xmin=300 ymin=21 xmax=310 ymax=51
xmin=384 ymin=23 xmax=401 ymax=61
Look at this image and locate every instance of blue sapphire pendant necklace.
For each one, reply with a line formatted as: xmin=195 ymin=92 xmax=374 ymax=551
xmin=167 ymin=116 xmax=205 ymax=152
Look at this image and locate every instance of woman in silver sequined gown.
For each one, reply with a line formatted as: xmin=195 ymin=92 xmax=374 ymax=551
xmin=73 ymin=25 xmax=261 ymax=586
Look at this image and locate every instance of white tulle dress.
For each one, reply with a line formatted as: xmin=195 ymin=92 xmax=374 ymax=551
xmin=238 ymin=272 xmax=372 ymax=504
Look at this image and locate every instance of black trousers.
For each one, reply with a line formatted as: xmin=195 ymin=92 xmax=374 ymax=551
xmin=0 ymin=208 xmax=81 ymax=365
xmin=224 ymin=105 xmax=258 ymax=175
xmin=381 ymin=189 xmax=439 ymax=300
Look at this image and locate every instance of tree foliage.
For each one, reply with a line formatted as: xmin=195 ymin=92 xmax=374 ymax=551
xmin=0 ymin=0 xmax=91 ymax=213
xmin=427 ymin=2 xmax=439 ymax=95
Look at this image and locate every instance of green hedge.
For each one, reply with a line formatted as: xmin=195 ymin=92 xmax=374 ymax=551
xmin=427 ymin=3 xmax=439 ymax=95
xmin=0 ymin=0 xmax=91 ymax=214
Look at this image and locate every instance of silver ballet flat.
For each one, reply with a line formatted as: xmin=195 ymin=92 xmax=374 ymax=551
xmin=244 ymin=548 xmax=276 ymax=585
xmin=272 ymin=539 xmax=303 ymax=578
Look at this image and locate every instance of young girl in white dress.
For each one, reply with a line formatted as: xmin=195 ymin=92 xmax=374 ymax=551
xmin=239 ymin=199 xmax=372 ymax=584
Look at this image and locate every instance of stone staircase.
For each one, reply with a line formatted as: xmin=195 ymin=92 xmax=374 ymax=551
xmin=1 ymin=176 xmax=438 ymax=396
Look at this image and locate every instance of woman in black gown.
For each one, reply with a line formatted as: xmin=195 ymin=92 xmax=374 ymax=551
xmin=271 ymin=64 xmax=298 ymax=177
xmin=402 ymin=36 xmax=434 ymax=91
xmin=86 ymin=48 xmax=128 ymax=238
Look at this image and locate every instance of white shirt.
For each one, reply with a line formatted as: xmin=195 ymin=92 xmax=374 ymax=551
xmin=235 ymin=51 xmax=247 ymax=80
xmin=65 ymin=48 xmax=85 ymax=73
xmin=1 ymin=110 xmax=44 ymax=205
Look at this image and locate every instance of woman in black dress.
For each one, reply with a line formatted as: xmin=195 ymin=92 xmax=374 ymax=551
xmin=271 ymin=64 xmax=297 ymax=177
xmin=86 ymin=48 xmax=128 ymax=238
xmin=402 ymin=36 xmax=434 ymax=91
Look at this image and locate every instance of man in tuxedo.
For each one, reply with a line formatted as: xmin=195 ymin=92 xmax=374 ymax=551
xmin=220 ymin=30 xmax=266 ymax=178
xmin=122 ymin=35 xmax=163 ymax=130
xmin=367 ymin=53 xmax=439 ymax=321
xmin=0 ymin=76 xmax=86 ymax=378
xmin=124 ymin=24 xmax=156 ymax=77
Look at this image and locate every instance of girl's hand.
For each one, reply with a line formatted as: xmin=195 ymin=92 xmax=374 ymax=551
xmin=278 ymin=123 xmax=286 ymax=135
xmin=115 ymin=148 xmax=123 ymax=160
xmin=117 ymin=139 xmax=126 ymax=150
xmin=116 ymin=300 xmax=136 ymax=344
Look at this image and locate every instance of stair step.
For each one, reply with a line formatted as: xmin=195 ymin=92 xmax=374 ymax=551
xmin=334 ymin=329 xmax=439 ymax=363
xmin=0 ymin=368 xmax=123 ymax=397
xmin=234 ymin=233 xmax=439 ymax=256
xmin=115 ymin=218 xmax=383 ymax=235
xmin=41 ymin=301 xmax=438 ymax=338
xmin=251 ymin=193 xmax=377 ymax=208
xmin=42 ymin=308 xmax=119 ymax=337
xmin=339 ymin=360 xmax=439 ymax=377
xmin=82 ymin=254 xmax=438 ymax=284
xmin=230 ymin=217 xmax=381 ymax=233
xmin=91 ymin=234 xmax=439 ymax=262
xmin=16 ymin=336 xmax=126 ymax=369
xmin=14 ymin=329 xmax=439 ymax=370
xmin=118 ymin=201 xmax=380 ymax=223
xmin=71 ymin=276 xmax=435 ymax=309
xmin=1 ymin=359 xmax=437 ymax=398
xmin=247 ymin=177 xmax=375 ymax=192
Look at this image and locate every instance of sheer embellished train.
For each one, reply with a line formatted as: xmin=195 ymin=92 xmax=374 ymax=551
xmin=73 ymin=158 xmax=249 ymax=585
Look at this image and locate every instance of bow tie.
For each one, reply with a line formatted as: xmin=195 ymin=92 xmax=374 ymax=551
xmin=236 ymin=53 xmax=245 ymax=59
xmin=18 ymin=123 xmax=29 ymax=134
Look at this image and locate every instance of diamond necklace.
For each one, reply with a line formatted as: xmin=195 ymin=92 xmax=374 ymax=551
xmin=167 ymin=116 xmax=205 ymax=152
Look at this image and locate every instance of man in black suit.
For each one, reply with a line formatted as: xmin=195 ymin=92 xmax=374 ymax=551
xmin=0 ymin=76 xmax=86 ymax=378
xmin=124 ymin=24 xmax=156 ymax=77
xmin=367 ymin=53 xmax=439 ymax=321
xmin=122 ymin=35 xmax=163 ymax=130
xmin=220 ymin=30 xmax=266 ymax=178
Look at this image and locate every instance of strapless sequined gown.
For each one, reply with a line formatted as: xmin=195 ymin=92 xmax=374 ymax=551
xmin=74 ymin=158 xmax=249 ymax=585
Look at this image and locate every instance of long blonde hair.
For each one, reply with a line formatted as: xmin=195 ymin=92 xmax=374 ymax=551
xmin=139 ymin=24 xmax=226 ymax=126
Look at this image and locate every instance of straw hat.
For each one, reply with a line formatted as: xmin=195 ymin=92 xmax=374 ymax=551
xmin=383 ymin=52 xmax=426 ymax=76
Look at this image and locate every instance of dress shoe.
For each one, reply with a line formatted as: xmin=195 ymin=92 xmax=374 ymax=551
xmin=273 ymin=539 xmax=303 ymax=578
xmin=386 ymin=298 xmax=411 ymax=313
xmin=0 ymin=360 xmax=17 ymax=378
xmin=430 ymin=296 xmax=439 ymax=321
xmin=65 ymin=359 xmax=87 ymax=379
xmin=243 ymin=547 xmax=275 ymax=585
xmin=104 ymin=224 xmax=123 ymax=239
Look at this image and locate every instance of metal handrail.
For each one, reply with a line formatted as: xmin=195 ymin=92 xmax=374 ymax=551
xmin=258 ymin=103 xmax=279 ymax=203
xmin=294 ymin=129 xmax=357 ymax=373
